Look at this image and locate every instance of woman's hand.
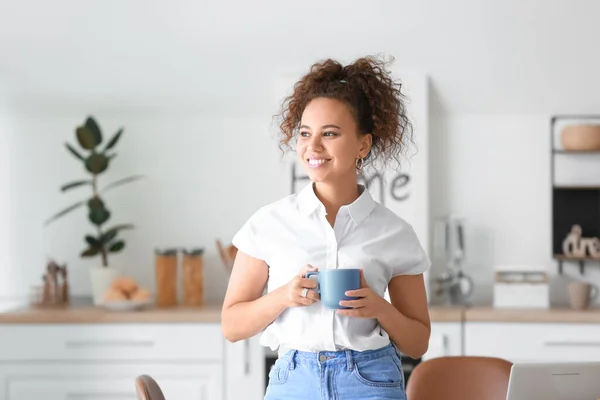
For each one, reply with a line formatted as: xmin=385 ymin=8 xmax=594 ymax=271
xmin=337 ymin=269 xmax=387 ymax=319
xmin=279 ymin=265 xmax=320 ymax=308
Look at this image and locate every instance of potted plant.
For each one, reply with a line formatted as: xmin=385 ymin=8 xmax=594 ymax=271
xmin=45 ymin=116 xmax=143 ymax=304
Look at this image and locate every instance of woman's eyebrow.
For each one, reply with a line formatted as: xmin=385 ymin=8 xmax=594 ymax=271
xmin=299 ymin=124 xmax=341 ymax=130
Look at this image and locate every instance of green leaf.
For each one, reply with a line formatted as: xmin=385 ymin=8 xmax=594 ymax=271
xmin=85 ymin=153 xmax=109 ymax=174
xmin=85 ymin=235 xmax=102 ymax=248
xmin=84 ymin=116 xmax=103 ymax=146
xmin=104 ymin=223 xmax=134 ymax=235
xmin=76 ymin=126 xmax=96 ymax=150
xmin=108 ymin=240 xmax=125 ymax=253
xmin=89 ymin=208 xmax=110 ymax=226
xmin=60 ymin=180 xmax=91 ymax=192
xmin=102 ymin=224 xmax=134 ymax=243
xmin=104 ymin=128 xmax=123 ymax=151
xmin=102 ymin=230 xmax=117 ymax=244
xmin=65 ymin=143 xmax=85 ymax=161
xmin=44 ymin=200 xmax=86 ymax=226
xmin=81 ymin=247 xmax=100 ymax=257
xmin=101 ymin=175 xmax=144 ymax=193
xmin=87 ymin=196 xmax=104 ymax=211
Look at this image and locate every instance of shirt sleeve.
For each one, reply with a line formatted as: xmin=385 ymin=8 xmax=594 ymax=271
xmin=391 ymin=224 xmax=431 ymax=277
xmin=231 ymin=208 xmax=266 ymax=261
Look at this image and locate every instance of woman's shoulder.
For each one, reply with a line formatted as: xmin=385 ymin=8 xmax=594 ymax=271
xmin=369 ymin=202 xmax=414 ymax=233
xmin=369 ymin=203 xmax=430 ymax=274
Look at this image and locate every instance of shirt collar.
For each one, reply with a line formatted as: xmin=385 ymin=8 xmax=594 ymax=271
xmin=296 ymin=182 xmax=376 ymax=226
xmin=297 ymin=182 xmax=322 ymax=216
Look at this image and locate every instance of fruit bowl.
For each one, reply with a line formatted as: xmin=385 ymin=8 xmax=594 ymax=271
xmin=101 ymin=276 xmax=152 ymax=311
xmin=101 ymin=299 xmax=153 ymax=312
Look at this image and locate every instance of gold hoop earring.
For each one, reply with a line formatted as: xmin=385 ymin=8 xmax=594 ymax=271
xmin=355 ymin=157 xmax=364 ymax=172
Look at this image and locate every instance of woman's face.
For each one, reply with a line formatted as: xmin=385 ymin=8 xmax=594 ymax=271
xmin=296 ymin=97 xmax=371 ymax=184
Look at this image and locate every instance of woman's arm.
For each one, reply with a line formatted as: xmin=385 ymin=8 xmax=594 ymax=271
xmin=221 ymin=251 xmax=319 ymax=342
xmin=221 ymin=251 xmax=285 ymax=342
xmin=377 ymin=273 xmax=431 ymax=359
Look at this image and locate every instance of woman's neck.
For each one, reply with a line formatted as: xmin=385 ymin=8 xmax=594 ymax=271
xmin=313 ymin=175 xmax=360 ymax=223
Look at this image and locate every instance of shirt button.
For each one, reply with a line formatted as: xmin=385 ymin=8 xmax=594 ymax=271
xmin=319 ymin=354 xmax=327 ymax=362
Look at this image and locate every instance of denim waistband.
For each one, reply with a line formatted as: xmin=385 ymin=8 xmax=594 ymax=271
xmin=278 ymin=343 xmax=400 ymax=369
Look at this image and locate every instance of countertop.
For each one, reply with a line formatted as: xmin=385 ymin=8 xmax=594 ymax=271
xmin=0 ymin=302 xmax=462 ymax=324
xmin=464 ymin=306 xmax=600 ymax=323
xmin=0 ymin=303 xmax=223 ymax=324
xmin=428 ymin=305 xmax=463 ymax=322
xmin=1 ymin=302 xmax=599 ymax=324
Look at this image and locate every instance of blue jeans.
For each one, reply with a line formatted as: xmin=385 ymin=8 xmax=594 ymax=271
xmin=264 ymin=343 xmax=407 ymax=400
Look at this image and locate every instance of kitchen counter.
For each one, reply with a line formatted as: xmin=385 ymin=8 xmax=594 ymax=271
xmin=428 ymin=305 xmax=463 ymax=322
xmin=0 ymin=303 xmax=462 ymax=324
xmin=0 ymin=303 xmax=223 ymax=324
xmin=465 ymin=306 xmax=600 ymax=323
xmin=1 ymin=302 xmax=598 ymax=324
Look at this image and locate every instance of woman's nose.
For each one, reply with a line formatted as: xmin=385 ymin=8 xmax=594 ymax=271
xmin=308 ymin=136 xmax=323 ymax=151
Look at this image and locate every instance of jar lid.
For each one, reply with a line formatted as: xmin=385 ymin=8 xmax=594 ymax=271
xmin=183 ymin=248 xmax=205 ymax=256
xmin=154 ymin=248 xmax=178 ymax=256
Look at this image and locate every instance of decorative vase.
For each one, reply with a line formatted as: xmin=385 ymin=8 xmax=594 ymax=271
xmin=89 ymin=266 xmax=120 ymax=305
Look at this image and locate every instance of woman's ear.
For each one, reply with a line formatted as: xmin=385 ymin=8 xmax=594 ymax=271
xmin=359 ymin=133 xmax=373 ymax=158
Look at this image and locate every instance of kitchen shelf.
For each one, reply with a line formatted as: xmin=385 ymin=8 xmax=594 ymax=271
xmin=553 ymin=254 xmax=600 ymax=275
xmin=553 ymin=186 xmax=600 ymax=190
xmin=551 ymin=115 xmax=600 ymax=276
xmin=553 ymin=150 xmax=600 ymax=154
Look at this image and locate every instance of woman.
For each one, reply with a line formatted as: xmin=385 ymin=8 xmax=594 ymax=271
xmin=221 ymin=55 xmax=431 ymax=400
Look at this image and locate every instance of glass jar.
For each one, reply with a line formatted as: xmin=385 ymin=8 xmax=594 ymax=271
xmin=154 ymin=248 xmax=178 ymax=307
xmin=182 ymin=248 xmax=204 ymax=306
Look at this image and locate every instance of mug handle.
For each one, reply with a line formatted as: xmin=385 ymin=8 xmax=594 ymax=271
xmin=306 ymin=271 xmax=320 ymax=294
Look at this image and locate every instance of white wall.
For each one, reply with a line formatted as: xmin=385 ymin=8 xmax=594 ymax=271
xmin=0 ymin=99 xmax=12 ymax=298
xmin=3 ymin=1 xmax=600 ymax=115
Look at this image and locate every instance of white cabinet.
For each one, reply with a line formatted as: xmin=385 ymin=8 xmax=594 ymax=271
xmin=0 ymin=323 xmax=266 ymax=400
xmin=0 ymin=363 xmax=220 ymax=400
xmin=465 ymin=322 xmax=600 ymax=363
xmin=423 ymin=322 xmax=462 ymax=360
xmin=0 ymin=324 xmax=223 ymax=361
xmin=225 ymin=335 xmax=265 ymax=400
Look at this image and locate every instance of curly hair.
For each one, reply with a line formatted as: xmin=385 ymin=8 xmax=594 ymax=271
xmin=274 ymin=55 xmax=413 ymax=170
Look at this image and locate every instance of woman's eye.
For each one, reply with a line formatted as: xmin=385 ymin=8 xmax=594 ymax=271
xmin=299 ymin=131 xmax=310 ymax=137
xmin=323 ymin=131 xmax=338 ymax=137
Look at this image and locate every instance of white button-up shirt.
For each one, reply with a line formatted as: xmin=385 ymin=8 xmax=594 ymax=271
xmin=232 ymin=182 xmax=430 ymax=353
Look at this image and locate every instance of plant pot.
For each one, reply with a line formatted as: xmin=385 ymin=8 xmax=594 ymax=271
xmin=89 ymin=266 xmax=120 ymax=305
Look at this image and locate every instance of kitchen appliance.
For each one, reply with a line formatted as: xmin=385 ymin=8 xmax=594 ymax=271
xmin=432 ymin=214 xmax=474 ymax=305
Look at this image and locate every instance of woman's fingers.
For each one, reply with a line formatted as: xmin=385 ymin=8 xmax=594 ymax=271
xmin=307 ymin=290 xmax=320 ymax=301
xmin=297 ymin=264 xmax=318 ymax=277
xmin=299 ymin=277 xmax=317 ymax=289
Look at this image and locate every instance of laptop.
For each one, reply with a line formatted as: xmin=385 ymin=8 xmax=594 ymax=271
xmin=506 ymin=362 xmax=600 ymax=400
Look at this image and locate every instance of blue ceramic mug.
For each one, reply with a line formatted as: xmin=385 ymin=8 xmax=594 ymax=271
xmin=306 ymin=269 xmax=361 ymax=309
